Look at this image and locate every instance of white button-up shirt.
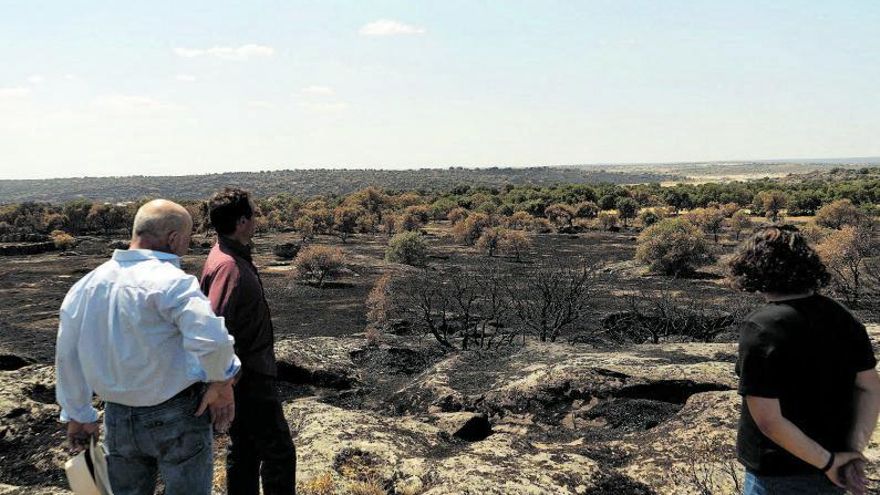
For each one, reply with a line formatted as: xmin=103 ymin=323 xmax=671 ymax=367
xmin=55 ymin=249 xmax=241 ymax=423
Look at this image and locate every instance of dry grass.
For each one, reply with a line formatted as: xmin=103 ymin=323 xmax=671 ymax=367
xmin=212 ymin=436 xmax=229 ymax=490
xmin=299 ymin=472 xmax=336 ymax=495
xmin=347 ymin=479 xmax=385 ymax=495
xmin=333 ymin=447 xmax=385 ymax=482
xmin=396 ymin=480 xmax=425 ymax=495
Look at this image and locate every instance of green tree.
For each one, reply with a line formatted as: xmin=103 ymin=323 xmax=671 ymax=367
xmin=615 ymin=197 xmax=639 ymax=228
xmin=753 ymin=190 xmax=789 ymax=222
xmin=573 ymin=201 xmax=599 ymax=219
xmin=598 ymin=194 xmax=618 ymax=211
xmin=789 ymin=190 xmax=824 ymax=216
xmin=635 ymin=217 xmax=711 ymax=276
xmin=663 ymin=189 xmax=693 ymax=213
xmin=639 ymin=209 xmax=664 ymax=227
xmin=385 ymin=231 xmax=428 ymax=266
xmin=429 ymin=197 xmax=458 ymax=220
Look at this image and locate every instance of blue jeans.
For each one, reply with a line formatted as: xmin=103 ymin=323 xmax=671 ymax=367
xmin=744 ymin=470 xmax=845 ymax=494
xmin=104 ymin=387 xmax=213 ymax=495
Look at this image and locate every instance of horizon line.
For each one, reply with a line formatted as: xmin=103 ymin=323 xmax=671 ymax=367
xmin=2 ymin=155 xmax=879 ymax=182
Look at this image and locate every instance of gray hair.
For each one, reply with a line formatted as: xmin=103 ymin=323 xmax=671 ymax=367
xmin=132 ymin=200 xmax=191 ymax=240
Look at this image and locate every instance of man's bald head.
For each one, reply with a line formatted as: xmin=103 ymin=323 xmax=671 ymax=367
xmin=131 ymin=200 xmax=193 ymax=254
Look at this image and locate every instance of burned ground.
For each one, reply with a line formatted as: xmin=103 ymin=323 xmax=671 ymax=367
xmin=0 ymin=226 xmax=876 ymax=494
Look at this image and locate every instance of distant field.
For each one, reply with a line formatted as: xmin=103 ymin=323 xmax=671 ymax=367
xmin=593 ymin=157 xmax=880 ymax=180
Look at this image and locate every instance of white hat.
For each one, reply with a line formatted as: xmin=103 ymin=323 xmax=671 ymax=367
xmin=64 ymin=436 xmax=113 ymax=495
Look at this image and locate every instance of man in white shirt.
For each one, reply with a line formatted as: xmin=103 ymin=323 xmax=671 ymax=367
xmin=55 ymin=199 xmax=241 ymax=495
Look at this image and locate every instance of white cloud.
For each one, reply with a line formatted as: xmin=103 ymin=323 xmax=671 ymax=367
xmin=63 ymin=74 xmax=77 ymax=80
xmin=248 ymin=100 xmax=272 ymax=109
xmin=300 ymin=85 xmax=335 ymax=96
xmin=27 ymin=75 xmax=45 ymax=85
xmin=92 ymin=94 xmax=184 ymax=115
xmin=0 ymin=87 xmax=32 ymax=98
xmin=173 ymin=44 xmax=275 ymax=61
xmin=175 ymin=74 xmax=197 ymax=82
xmin=359 ymin=19 xmax=426 ymax=37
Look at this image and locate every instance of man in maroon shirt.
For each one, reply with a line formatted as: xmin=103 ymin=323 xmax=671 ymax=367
xmin=201 ymin=188 xmax=296 ymax=495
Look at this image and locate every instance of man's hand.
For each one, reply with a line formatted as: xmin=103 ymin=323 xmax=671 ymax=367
xmin=825 ymin=452 xmax=866 ymax=489
xmin=842 ymin=458 xmax=868 ymax=495
xmin=196 ymin=380 xmax=235 ymax=433
xmin=67 ymin=420 xmax=99 ymax=453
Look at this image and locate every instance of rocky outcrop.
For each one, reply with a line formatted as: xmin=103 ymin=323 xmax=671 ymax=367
xmin=392 ymin=341 xmax=737 ymax=424
xmin=0 ymin=365 xmax=70 ymax=491
xmin=619 ymin=391 xmax=742 ymax=494
xmin=288 ymin=339 xmax=749 ymax=493
xmin=2 ymin=330 xmax=877 ymax=494
xmin=287 ymin=398 xmax=606 ymax=495
xmin=275 ymin=337 xmax=364 ymax=389
xmin=429 ymin=411 xmax=491 ymax=441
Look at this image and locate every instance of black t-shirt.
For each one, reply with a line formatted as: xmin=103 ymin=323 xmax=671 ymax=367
xmin=736 ymin=294 xmax=877 ymax=476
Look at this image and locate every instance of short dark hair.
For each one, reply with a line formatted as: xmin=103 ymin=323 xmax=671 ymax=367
xmin=728 ymin=224 xmax=830 ymax=294
xmin=208 ymin=187 xmax=253 ymax=235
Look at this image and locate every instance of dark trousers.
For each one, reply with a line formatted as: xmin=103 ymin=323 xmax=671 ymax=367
xmin=227 ymin=373 xmax=296 ymax=495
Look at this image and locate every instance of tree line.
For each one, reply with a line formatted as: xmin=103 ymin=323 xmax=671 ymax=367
xmin=3 ymin=168 xmax=878 ymax=240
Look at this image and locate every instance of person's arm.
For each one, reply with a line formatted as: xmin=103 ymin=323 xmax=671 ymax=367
xmin=841 ymin=369 xmax=879 ymax=495
xmin=159 ymin=274 xmax=241 ymax=430
xmin=159 ymin=274 xmax=240 ymax=383
xmin=839 ymin=318 xmax=879 ymax=495
xmin=55 ymin=292 xmax=100 ymax=451
xmin=848 ymin=369 xmax=880 ymax=452
xmin=202 ymin=261 xmax=249 ymax=380
xmin=201 ymin=261 xmax=240 ymax=327
xmin=746 ymin=396 xmax=864 ymax=488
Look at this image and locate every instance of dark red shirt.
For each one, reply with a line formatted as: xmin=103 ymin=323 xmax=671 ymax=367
xmin=200 ymin=237 xmax=277 ymax=377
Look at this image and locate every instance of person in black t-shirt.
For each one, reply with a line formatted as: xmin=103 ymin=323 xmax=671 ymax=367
xmin=729 ymin=225 xmax=880 ymax=495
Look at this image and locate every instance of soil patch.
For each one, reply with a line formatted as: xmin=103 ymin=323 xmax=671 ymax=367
xmin=614 ymin=380 xmax=731 ymax=404
xmin=350 ymin=346 xmax=439 ymax=375
xmin=585 ymin=472 xmax=656 ymax=495
xmin=0 ymin=412 xmax=67 ymax=488
xmin=584 ymin=398 xmax=681 ymax=432
xmin=0 ymin=354 xmax=33 ymax=371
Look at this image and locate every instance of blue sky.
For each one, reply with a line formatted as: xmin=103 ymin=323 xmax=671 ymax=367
xmin=1 ymin=1 xmax=878 ymax=179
